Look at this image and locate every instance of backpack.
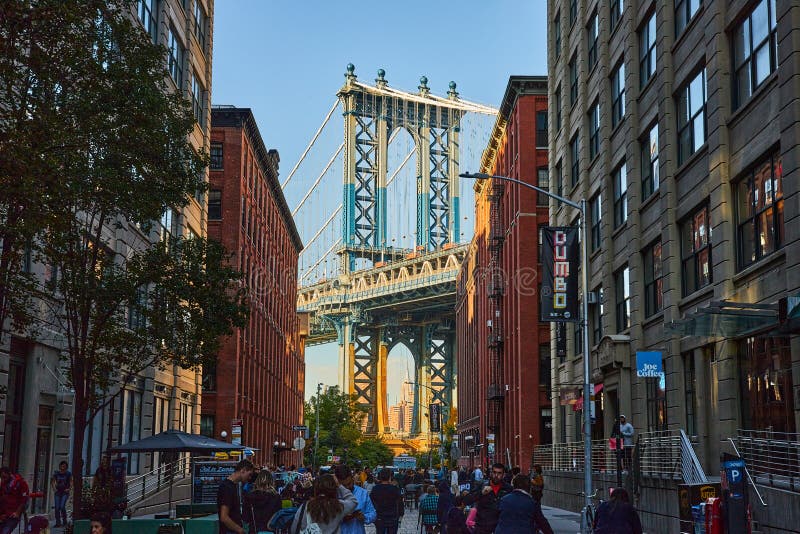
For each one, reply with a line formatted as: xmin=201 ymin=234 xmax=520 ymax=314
xmin=268 ymin=506 xmax=298 ymax=531
xmin=291 ymin=503 xmax=322 ymax=534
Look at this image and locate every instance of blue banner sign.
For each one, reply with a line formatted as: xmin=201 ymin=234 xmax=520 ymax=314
xmin=636 ymin=351 xmax=663 ymax=377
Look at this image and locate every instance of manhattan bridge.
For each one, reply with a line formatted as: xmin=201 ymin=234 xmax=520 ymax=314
xmin=285 ymin=64 xmax=497 ymax=451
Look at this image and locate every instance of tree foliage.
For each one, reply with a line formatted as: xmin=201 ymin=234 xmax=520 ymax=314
xmin=304 ymin=386 xmax=393 ymax=468
xmin=1 ymin=0 xmax=249 ymax=517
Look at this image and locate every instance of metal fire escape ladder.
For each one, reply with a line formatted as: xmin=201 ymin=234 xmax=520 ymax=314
xmin=487 ymin=180 xmax=505 ymax=437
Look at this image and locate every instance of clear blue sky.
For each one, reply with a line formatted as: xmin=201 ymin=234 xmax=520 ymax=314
xmin=211 ymin=0 xmax=548 ymax=400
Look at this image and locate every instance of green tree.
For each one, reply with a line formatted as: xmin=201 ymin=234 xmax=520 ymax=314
xmin=353 ymin=437 xmax=394 ymax=468
xmin=1 ymin=0 xmax=249 ymax=517
xmin=304 ymin=386 xmax=365 ymax=467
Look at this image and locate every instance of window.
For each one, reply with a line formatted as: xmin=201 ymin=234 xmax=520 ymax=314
xmin=536 ymin=111 xmax=548 ymax=148
xmin=202 ymin=359 xmax=217 ymax=391
xmin=194 ymin=0 xmax=207 ymax=51
xmin=191 ymin=70 xmax=205 ymax=127
xmin=739 ymin=336 xmax=796 ymax=433
xmin=587 ymin=12 xmax=599 ymax=70
xmin=200 ymin=415 xmax=215 ymax=437
xmin=119 ymin=390 xmax=142 ymax=474
xmin=615 ymin=267 xmax=631 ymax=332
xmin=210 ymin=142 xmax=223 ymax=169
xmin=570 ymin=134 xmax=580 ymax=188
xmin=733 ymin=0 xmax=778 ymax=109
xmin=610 ymin=0 xmax=623 ymax=32
xmin=588 ymin=103 xmax=600 ymax=160
xmin=137 ymin=0 xmax=158 ymax=43
xmin=553 ymin=12 xmax=562 ymax=59
xmin=539 ymin=343 xmax=551 ymax=395
xmin=737 ymin=150 xmax=784 ymax=268
xmin=591 ymin=287 xmax=604 ymax=345
xmin=537 ymin=167 xmax=549 ymax=207
xmin=642 ymin=123 xmax=659 ymax=199
xmin=676 ymin=0 xmax=702 ymax=37
xmin=639 ymin=13 xmax=656 ymax=88
xmin=573 ymin=323 xmax=583 ymax=358
xmin=646 ymin=372 xmax=667 ymax=431
xmin=683 ymin=352 xmax=697 ymax=436
xmin=128 ymin=286 xmax=147 ymax=329
xmin=677 ymin=69 xmax=707 ymax=164
xmin=644 ymin=241 xmax=663 ymax=316
xmin=569 ymin=0 xmax=577 ymax=26
xmin=611 ymin=62 xmax=625 ymax=128
xmin=555 ymin=86 xmax=562 ymax=131
xmin=555 ymin=160 xmax=563 ymax=198
xmin=179 ymin=402 xmax=193 ymax=433
xmin=569 ymin=54 xmax=578 ymax=105
xmin=681 ymin=204 xmax=712 ymax=294
xmin=590 ymin=193 xmax=601 ymax=251
xmin=167 ymin=25 xmax=184 ymax=88
xmin=160 ymin=209 xmax=179 ymax=244
xmin=613 ymin=162 xmax=627 ymax=228
xmin=208 ymin=190 xmax=222 ymax=220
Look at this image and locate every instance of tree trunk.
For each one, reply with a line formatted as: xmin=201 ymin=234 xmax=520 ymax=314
xmin=71 ymin=373 xmax=88 ymax=521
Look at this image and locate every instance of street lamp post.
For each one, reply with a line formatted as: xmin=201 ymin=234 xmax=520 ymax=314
xmin=313 ymin=382 xmax=322 ymax=473
xmin=460 ymin=172 xmax=593 ymax=532
xmin=405 ymin=381 xmax=447 ymax=472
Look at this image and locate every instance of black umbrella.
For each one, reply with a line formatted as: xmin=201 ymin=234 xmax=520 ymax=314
xmin=110 ymin=429 xmax=245 ymax=516
xmin=109 ymin=429 xmax=245 ymax=454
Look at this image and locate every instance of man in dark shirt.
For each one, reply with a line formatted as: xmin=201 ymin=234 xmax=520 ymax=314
xmin=0 ymin=467 xmax=29 ymax=534
xmin=369 ymin=468 xmax=404 ymax=534
xmin=217 ymin=459 xmax=254 ymax=534
xmin=464 ymin=463 xmax=513 ymax=534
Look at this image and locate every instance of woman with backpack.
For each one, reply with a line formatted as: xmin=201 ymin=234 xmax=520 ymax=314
xmin=290 ymin=473 xmax=358 ymax=534
xmin=244 ymin=470 xmax=282 ymax=534
xmin=592 ymin=488 xmax=642 ymax=534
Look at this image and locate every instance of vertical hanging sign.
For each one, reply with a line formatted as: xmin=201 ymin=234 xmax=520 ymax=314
xmin=541 ymin=227 xmax=580 ymax=322
xmin=429 ymin=403 xmax=441 ymax=433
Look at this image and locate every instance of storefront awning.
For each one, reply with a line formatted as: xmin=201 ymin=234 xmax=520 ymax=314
xmin=665 ymin=300 xmax=778 ymax=338
xmin=573 ymin=383 xmax=603 ymax=411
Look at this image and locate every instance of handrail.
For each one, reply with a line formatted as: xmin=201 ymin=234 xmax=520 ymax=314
xmin=679 ymin=429 xmax=708 ymax=484
xmin=126 ymin=455 xmax=192 ymax=507
xmin=728 ymin=437 xmax=768 ymax=506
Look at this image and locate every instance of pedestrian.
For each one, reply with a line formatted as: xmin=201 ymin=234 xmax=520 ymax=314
xmin=51 ymin=460 xmax=72 ymax=527
xmin=92 ymin=456 xmax=114 ymax=516
xmin=463 ymin=463 xmax=512 ymax=534
xmin=619 ymin=415 xmax=635 ymax=470
xmin=369 ymin=468 xmax=404 ymax=534
xmin=592 ymin=487 xmax=642 ymax=534
xmin=0 ymin=466 xmax=29 ymax=534
xmin=495 ymin=474 xmax=553 ymax=534
xmin=445 ymin=496 xmax=470 ymax=534
xmin=335 ymin=465 xmax=377 ymax=534
xmin=530 ymin=464 xmax=544 ymax=503
xmin=363 ymin=473 xmax=376 ymax=494
xmin=217 ymin=459 xmax=255 ymax=534
xmin=90 ymin=512 xmax=112 ymax=534
xmin=290 ymin=473 xmax=357 ymax=533
xmin=436 ymin=480 xmax=454 ymax=532
xmin=450 ymin=468 xmax=459 ymax=496
xmin=418 ymin=485 xmax=439 ymax=533
xmin=243 ymin=470 xmax=282 ymax=534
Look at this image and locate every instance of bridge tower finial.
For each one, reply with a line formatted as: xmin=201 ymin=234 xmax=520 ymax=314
xmin=418 ymin=76 xmax=430 ymax=96
xmin=345 ymin=63 xmax=357 ymax=84
xmin=376 ymin=69 xmax=388 ymax=88
xmin=448 ymin=81 xmax=459 ymax=100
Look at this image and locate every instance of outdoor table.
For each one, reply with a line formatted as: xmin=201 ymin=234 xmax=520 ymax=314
xmin=73 ymin=515 xmax=218 ymax=534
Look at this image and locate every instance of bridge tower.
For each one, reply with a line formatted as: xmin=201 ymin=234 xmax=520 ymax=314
xmin=336 ymin=65 xmax=465 ymax=435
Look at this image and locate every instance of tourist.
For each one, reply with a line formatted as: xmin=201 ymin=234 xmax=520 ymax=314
xmin=336 ymin=465 xmax=376 ymax=534
xmin=217 ymin=459 xmax=255 ymax=534
xmin=464 ymin=463 xmax=512 ymax=534
xmin=90 ymin=512 xmax=112 ymax=534
xmin=530 ymin=464 xmax=544 ymax=503
xmin=244 ymin=470 xmax=281 ymax=534
xmin=0 ymin=467 xmax=29 ymax=534
xmin=592 ymin=487 xmax=643 ymax=534
xmin=418 ymin=485 xmax=439 ymax=533
xmin=370 ymin=468 xmax=404 ymax=534
xmin=444 ymin=496 xmax=470 ymax=534
xmin=495 ymin=474 xmax=553 ymax=534
xmin=290 ymin=473 xmax=357 ymax=533
xmin=51 ymin=460 xmax=72 ymax=527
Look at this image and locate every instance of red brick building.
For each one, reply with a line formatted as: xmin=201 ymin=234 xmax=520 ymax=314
xmin=456 ymin=77 xmax=551 ymax=471
xmin=202 ymin=107 xmax=305 ymax=467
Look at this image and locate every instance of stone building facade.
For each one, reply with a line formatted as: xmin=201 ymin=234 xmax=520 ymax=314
xmin=547 ymin=0 xmax=799 ymax=528
xmin=202 ymin=107 xmax=306 ymax=468
xmin=0 ymin=0 xmax=215 ymax=512
xmin=456 ymin=76 xmax=551 ymax=472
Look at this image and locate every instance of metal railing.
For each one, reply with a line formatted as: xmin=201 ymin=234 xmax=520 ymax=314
xmin=636 ymin=430 xmax=707 ymax=484
xmin=533 ymin=429 xmax=708 ymax=483
xmin=731 ymin=429 xmax=800 ymax=493
xmin=125 ymin=455 xmax=192 ymax=508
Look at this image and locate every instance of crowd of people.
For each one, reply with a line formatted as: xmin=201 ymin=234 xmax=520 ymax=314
xmin=218 ymin=459 xmax=651 ymax=534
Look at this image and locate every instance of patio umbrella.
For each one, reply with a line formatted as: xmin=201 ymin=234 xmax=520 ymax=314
xmin=110 ymin=429 xmax=245 ymax=516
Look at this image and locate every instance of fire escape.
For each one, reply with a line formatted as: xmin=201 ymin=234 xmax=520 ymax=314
xmin=486 ymin=180 xmax=505 ymax=452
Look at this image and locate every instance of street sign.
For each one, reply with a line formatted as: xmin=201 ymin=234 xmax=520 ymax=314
xmin=231 ymin=418 xmax=243 ymax=446
xmin=292 ymin=425 xmax=308 ymax=431
xmin=293 ymin=437 xmax=306 ymax=450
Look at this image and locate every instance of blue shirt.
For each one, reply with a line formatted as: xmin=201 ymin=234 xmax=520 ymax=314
xmin=340 ymin=485 xmax=376 ymax=534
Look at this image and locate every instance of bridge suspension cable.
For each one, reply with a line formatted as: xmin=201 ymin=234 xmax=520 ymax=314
xmin=304 ymin=205 xmax=342 ymax=250
xmin=300 ymin=238 xmax=342 ymax=282
xmin=387 ymin=147 xmax=415 ymax=187
xmin=281 ymin=99 xmax=340 ymax=190
xmin=291 ymin=142 xmax=344 ymax=216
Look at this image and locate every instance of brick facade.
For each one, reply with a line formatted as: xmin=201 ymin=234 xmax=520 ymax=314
xmin=204 ymin=107 xmax=305 ymax=467
xmin=456 ymin=77 xmax=551 ymax=472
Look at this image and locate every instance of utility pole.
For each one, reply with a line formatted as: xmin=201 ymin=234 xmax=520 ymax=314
xmin=312 ymin=382 xmax=322 ymax=473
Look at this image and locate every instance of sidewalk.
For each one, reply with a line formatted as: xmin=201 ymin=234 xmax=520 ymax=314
xmin=543 ymin=505 xmax=582 ymax=533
